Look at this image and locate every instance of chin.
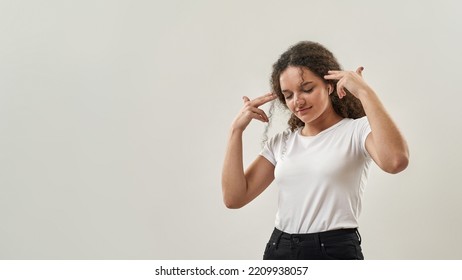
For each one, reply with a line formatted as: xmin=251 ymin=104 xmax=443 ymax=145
xmin=298 ymin=115 xmax=317 ymax=124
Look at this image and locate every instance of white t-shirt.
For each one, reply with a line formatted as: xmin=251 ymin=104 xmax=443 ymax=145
xmin=260 ymin=117 xmax=372 ymax=234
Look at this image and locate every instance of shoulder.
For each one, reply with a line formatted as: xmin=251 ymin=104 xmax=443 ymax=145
xmin=260 ymin=128 xmax=297 ymax=164
xmin=353 ymin=116 xmax=369 ymax=125
xmin=352 ymin=116 xmax=371 ymax=133
xmin=342 ymin=116 xmax=369 ymax=127
xmin=266 ymin=128 xmax=297 ymax=147
xmin=262 ymin=127 xmax=298 ymax=158
xmin=337 ymin=116 xmax=370 ymax=133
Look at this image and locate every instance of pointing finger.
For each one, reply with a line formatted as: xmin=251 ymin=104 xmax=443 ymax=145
xmin=356 ymin=66 xmax=364 ymax=76
xmin=250 ymin=93 xmax=277 ymax=107
xmin=324 ymin=70 xmax=344 ymax=80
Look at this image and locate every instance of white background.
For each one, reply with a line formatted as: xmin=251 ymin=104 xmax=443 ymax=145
xmin=1 ymin=0 xmax=461 ymax=259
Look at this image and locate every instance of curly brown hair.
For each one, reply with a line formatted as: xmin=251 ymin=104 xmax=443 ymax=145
xmin=271 ymin=41 xmax=365 ymax=131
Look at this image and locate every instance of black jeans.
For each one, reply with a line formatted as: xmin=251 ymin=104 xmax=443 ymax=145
xmin=263 ymin=227 xmax=364 ymax=260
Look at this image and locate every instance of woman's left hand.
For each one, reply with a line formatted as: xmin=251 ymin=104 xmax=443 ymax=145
xmin=326 ymin=66 xmax=409 ymax=174
xmin=324 ymin=67 xmax=371 ymax=99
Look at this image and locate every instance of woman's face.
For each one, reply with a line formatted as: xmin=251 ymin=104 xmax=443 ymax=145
xmin=280 ymin=66 xmax=333 ymax=125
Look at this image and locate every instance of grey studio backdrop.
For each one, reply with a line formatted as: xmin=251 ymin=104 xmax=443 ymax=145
xmin=1 ymin=0 xmax=461 ymax=259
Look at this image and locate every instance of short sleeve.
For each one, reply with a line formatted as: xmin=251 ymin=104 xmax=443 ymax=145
xmin=260 ymin=129 xmax=293 ymax=165
xmin=260 ymin=136 xmax=277 ymax=166
xmin=355 ymin=116 xmax=372 ymax=158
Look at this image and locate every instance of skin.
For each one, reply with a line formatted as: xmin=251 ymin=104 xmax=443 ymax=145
xmin=221 ymin=66 xmax=409 ymax=209
xmin=280 ymin=66 xmax=342 ymax=136
xmin=324 ymin=67 xmax=409 ymax=174
xmin=221 ymin=93 xmax=277 ymax=209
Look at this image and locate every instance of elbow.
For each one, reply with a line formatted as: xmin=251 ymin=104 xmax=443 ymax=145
xmin=382 ymin=153 xmax=409 ymax=174
xmin=221 ymin=180 xmax=248 ymax=209
xmin=222 ymin=190 xmax=246 ymax=209
xmin=223 ymin=196 xmax=244 ymax=209
xmin=224 ymin=201 xmax=243 ymax=209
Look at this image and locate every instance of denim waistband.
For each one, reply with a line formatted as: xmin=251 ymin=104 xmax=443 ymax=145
xmin=270 ymin=227 xmax=361 ymax=248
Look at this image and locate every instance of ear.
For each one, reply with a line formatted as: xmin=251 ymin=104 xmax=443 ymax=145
xmin=327 ymin=85 xmax=333 ymax=95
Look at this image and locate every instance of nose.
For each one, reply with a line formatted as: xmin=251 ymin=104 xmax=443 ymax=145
xmin=294 ymin=94 xmax=305 ymax=106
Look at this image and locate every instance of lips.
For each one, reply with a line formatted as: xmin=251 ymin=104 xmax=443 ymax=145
xmin=297 ymin=106 xmax=312 ymax=114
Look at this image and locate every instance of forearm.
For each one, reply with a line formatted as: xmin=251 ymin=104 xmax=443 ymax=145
xmin=359 ymin=87 xmax=409 ymax=172
xmin=221 ymin=128 xmax=248 ymax=207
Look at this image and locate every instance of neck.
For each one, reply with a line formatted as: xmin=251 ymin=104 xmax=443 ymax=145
xmin=301 ymin=108 xmax=343 ymax=136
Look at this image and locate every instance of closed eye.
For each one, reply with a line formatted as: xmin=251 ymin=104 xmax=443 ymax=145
xmin=303 ymin=87 xmax=314 ymax=93
xmin=282 ymin=90 xmax=292 ymax=100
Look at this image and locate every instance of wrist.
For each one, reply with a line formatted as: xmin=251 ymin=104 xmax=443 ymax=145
xmin=230 ymin=126 xmax=245 ymax=135
xmin=356 ymin=86 xmax=376 ymax=102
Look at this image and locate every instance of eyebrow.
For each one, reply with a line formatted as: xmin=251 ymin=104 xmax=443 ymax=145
xmin=300 ymin=81 xmax=313 ymax=87
xmin=281 ymin=81 xmax=313 ymax=93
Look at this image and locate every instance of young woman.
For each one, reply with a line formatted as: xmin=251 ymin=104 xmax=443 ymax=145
xmin=221 ymin=41 xmax=409 ymax=260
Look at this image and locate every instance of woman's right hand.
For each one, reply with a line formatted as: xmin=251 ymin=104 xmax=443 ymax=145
xmin=231 ymin=93 xmax=277 ymax=132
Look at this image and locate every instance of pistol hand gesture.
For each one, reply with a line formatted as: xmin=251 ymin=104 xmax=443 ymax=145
xmin=231 ymin=92 xmax=277 ymax=132
xmin=324 ymin=66 xmax=372 ymax=99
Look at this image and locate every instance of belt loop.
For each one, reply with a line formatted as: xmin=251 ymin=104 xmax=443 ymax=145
xmin=315 ymin=233 xmax=322 ymax=248
xmin=355 ymin=229 xmax=362 ymax=245
xmin=275 ymin=229 xmax=284 ymax=249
